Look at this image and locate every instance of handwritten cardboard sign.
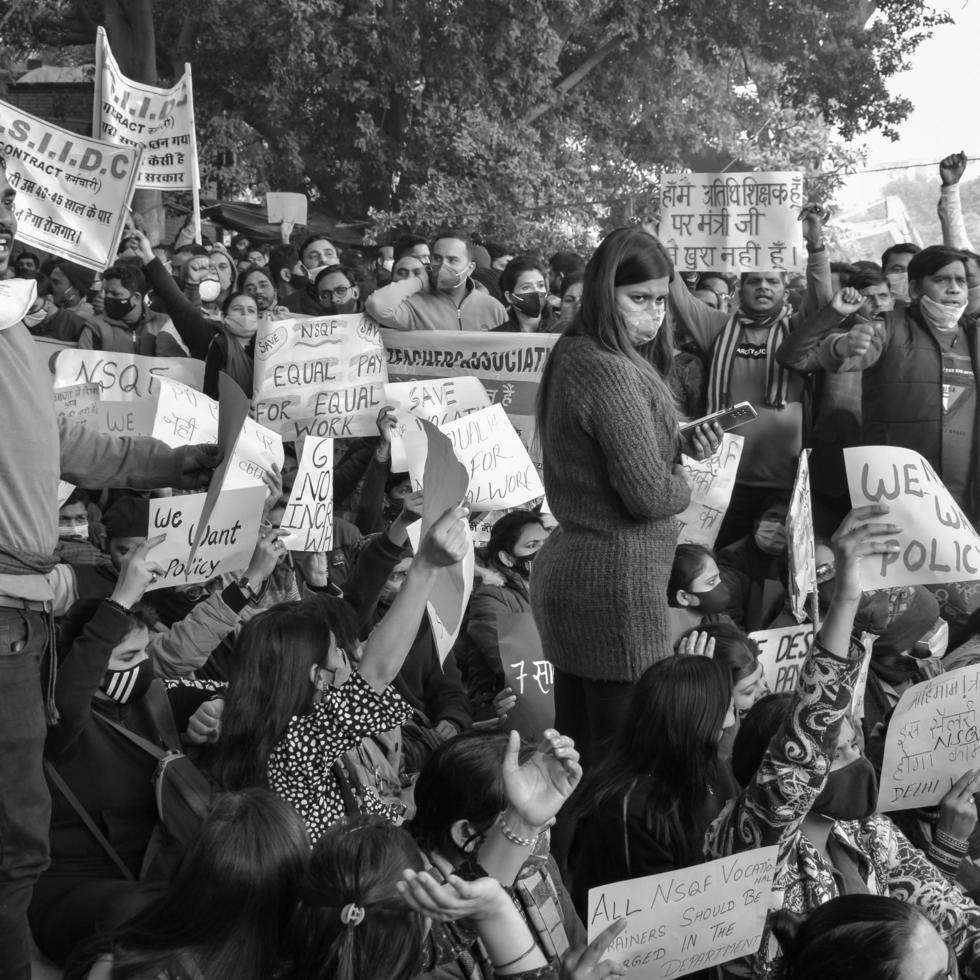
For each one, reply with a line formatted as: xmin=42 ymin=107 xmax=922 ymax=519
xmin=407 ymin=404 xmax=544 ymax=512
xmin=587 ymin=847 xmax=778 ymax=979
xmin=280 ymin=436 xmax=334 ymax=552
xmin=750 ymin=623 xmax=814 ymax=695
xmin=54 ymin=383 xmax=100 ymax=429
xmin=786 ymin=450 xmax=816 ymax=623
xmin=676 ymin=434 xmax=743 ymax=547
xmin=94 ymin=27 xmax=199 ymax=191
xmin=0 ymin=97 xmax=141 ymax=271
xmin=877 ymin=664 xmax=980 ymax=812
xmin=53 ymin=349 xmax=204 ymax=435
xmin=381 ymin=329 xmax=557 ymax=456
xmin=660 ymin=171 xmax=805 ymax=273
xmin=845 ymin=446 xmax=980 ymax=589
xmin=384 ymin=376 xmax=490 ymax=472
xmin=146 ymin=484 xmax=266 ymax=590
xmin=151 ymin=376 xmax=283 ymax=488
xmin=253 ymin=313 xmax=389 ymax=440
xmin=400 ymin=422 xmax=475 ymax=664
xmin=498 ymin=612 xmax=554 ymax=740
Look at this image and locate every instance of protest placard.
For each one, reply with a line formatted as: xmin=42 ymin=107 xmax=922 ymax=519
xmin=53 ymin=349 xmax=204 ymax=435
xmin=54 ymin=383 xmax=100 ymax=429
xmin=845 ymin=446 xmax=980 ymax=589
xmin=384 ymin=376 xmax=490 ymax=471
xmin=93 ymin=27 xmax=199 ymax=192
xmin=659 ymin=171 xmax=805 ymax=274
xmin=253 ymin=314 xmax=388 ymax=440
xmin=146 ymin=484 xmax=266 ymax=591
xmin=676 ymin=434 xmax=743 ymax=547
xmin=0 ymin=98 xmax=140 ymax=271
xmin=381 ymin=329 xmax=557 ymax=454
xmin=750 ymin=623 xmax=814 ymax=694
xmin=786 ymin=450 xmax=817 ymax=623
xmin=587 ymin=847 xmax=778 ymax=980
xmin=876 ymin=664 xmax=980 ymax=812
xmin=266 ymin=192 xmax=308 ymax=225
xmin=498 ymin=613 xmax=554 ymax=740
xmin=401 ymin=421 xmax=474 ymax=664
xmin=280 ymin=437 xmax=334 ymax=552
xmin=151 ymin=377 xmax=283 ymax=488
xmin=406 ymin=405 xmax=544 ymax=511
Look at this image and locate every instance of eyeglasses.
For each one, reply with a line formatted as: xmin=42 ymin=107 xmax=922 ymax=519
xmin=319 ymin=284 xmax=352 ymax=301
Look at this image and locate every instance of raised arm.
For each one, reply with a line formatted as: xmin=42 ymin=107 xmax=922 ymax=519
xmin=706 ymin=506 xmax=901 ymax=855
xmin=778 ymin=287 xmax=864 ymax=373
xmin=135 ymin=231 xmax=218 ymax=360
xmin=364 ymin=277 xmax=427 ymax=330
xmin=357 ymin=504 xmax=469 ymax=692
xmin=938 ymin=152 xmax=974 ymax=252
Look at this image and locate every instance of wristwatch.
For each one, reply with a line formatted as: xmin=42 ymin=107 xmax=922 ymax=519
xmin=237 ymin=576 xmax=260 ymax=603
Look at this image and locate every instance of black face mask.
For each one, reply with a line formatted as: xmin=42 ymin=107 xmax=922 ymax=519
xmin=104 ymin=295 xmax=138 ymax=323
xmin=811 ymin=756 xmax=878 ymax=822
xmin=687 ymin=582 xmax=730 ymax=614
xmin=510 ymin=291 xmax=546 ymax=318
xmin=100 ymin=659 xmax=153 ymax=705
xmin=322 ymin=297 xmax=357 ymax=315
xmin=506 ymin=550 xmax=537 ymax=579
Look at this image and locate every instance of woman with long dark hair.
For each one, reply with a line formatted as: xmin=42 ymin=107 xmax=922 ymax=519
xmin=208 ymin=506 xmax=470 ymax=842
xmin=532 ymin=227 xmax=716 ymax=761
xmin=568 ymin=656 xmax=735 ymax=914
xmin=74 ymin=789 xmax=309 ymax=980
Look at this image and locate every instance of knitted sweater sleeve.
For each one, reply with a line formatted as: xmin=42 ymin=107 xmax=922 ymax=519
xmin=580 ymin=353 xmax=691 ymax=521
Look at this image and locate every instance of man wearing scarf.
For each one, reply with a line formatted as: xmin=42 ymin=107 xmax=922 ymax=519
xmin=665 ymin=207 xmax=832 ymax=547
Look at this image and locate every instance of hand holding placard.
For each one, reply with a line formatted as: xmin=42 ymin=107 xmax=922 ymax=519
xmin=586 ymin=848 xmax=778 ymax=979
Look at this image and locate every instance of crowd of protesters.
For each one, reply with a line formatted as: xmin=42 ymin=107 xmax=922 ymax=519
xmin=4 ymin=148 xmax=980 ymax=980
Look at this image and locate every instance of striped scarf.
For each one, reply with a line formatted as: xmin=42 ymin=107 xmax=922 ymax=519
xmin=706 ymin=303 xmax=793 ymax=413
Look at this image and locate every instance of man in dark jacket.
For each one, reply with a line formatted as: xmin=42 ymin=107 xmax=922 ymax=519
xmin=817 ymin=245 xmax=980 ymax=522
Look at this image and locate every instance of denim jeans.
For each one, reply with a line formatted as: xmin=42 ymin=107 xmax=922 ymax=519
xmin=0 ymin=609 xmax=51 ymax=980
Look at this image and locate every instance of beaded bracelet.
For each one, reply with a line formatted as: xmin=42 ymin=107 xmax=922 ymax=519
xmin=935 ymin=829 xmax=969 ymax=853
xmin=497 ymin=814 xmax=539 ymax=848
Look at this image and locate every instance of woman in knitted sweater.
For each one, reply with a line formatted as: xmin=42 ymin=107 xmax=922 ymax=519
xmin=532 ymin=227 xmax=713 ymax=761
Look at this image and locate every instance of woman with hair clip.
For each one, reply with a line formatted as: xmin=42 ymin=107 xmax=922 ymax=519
xmin=532 ymin=227 xmax=720 ymax=762
xmin=769 ymin=895 xmax=954 ymax=980
xmin=284 ymin=731 xmax=626 ymax=980
xmin=72 ymin=789 xmax=310 ymax=980
xmin=568 ymin=656 xmax=737 ymax=918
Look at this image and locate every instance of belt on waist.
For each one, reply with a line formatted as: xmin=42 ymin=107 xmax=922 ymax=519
xmin=0 ymin=595 xmax=50 ymax=613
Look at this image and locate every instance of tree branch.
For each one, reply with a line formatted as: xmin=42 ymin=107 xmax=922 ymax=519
xmin=524 ymin=33 xmax=625 ymax=124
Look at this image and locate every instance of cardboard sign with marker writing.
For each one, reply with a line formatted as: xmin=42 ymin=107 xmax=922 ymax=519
xmin=587 ymin=848 xmax=778 ymax=979
xmin=253 ymin=314 xmax=388 ymax=440
xmin=845 ymin=445 xmax=980 ymax=588
xmin=146 ymin=485 xmax=266 ymax=590
xmin=280 ymin=437 xmax=334 ymax=553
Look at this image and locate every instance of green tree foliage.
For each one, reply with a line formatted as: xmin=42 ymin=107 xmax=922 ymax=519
xmin=7 ymin=0 xmax=951 ymax=249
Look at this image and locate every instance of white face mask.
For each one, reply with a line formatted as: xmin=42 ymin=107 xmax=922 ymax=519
xmin=886 ymin=271 xmax=910 ymax=303
xmin=919 ymin=293 xmax=966 ymax=332
xmin=304 ymin=264 xmax=328 ymax=282
xmin=198 ymin=279 xmax=221 ymax=303
xmin=23 ymin=308 xmax=48 ymax=328
xmin=58 ymin=522 xmax=89 ymax=541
